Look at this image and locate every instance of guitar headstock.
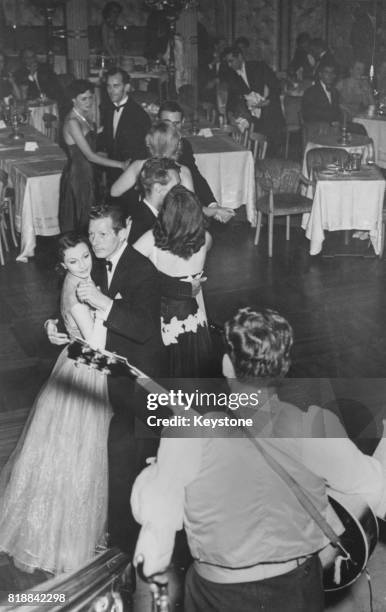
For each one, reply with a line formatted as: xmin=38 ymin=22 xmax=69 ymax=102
xmin=68 ymin=338 xmax=135 ymax=378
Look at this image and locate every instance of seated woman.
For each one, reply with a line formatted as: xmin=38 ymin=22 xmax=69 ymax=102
xmin=336 ymin=59 xmax=374 ymax=119
xmin=110 ymin=121 xmax=193 ymax=198
xmin=0 ymin=233 xmax=111 ymax=575
xmin=134 ymin=185 xmax=212 ymax=377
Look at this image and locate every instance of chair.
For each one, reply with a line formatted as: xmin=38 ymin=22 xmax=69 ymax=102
xmin=201 ymin=101 xmax=217 ymax=124
xmin=248 ymin=132 xmax=267 ymax=162
xmin=254 ymin=159 xmax=313 ymax=257
xmin=306 ymin=147 xmax=350 ymax=180
xmin=0 ymin=169 xmax=18 ymax=266
xmin=283 ymin=95 xmax=302 ymax=159
xmin=42 ymin=112 xmax=58 ymax=142
xmin=231 ymin=122 xmax=252 ymax=148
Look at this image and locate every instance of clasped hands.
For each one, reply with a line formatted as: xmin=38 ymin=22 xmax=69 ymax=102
xmin=76 ymin=279 xmax=112 ymax=312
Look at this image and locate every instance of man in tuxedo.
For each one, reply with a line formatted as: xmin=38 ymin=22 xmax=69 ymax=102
xmin=14 ymin=47 xmax=60 ymax=101
xmin=128 ymin=157 xmax=181 ymax=245
xmin=302 ymin=62 xmax=341 ymax=124
xmin=98 ymin=68 xmax=151 ymax=214
xmin=158 ymin=100 xmax=235 ymax=223
xmin=223 ymin=45 xmax=284 ymax=155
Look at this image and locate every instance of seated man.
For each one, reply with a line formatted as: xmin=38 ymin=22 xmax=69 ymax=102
xmin=336 ymin=59 xmax=375 ymax=119
xmin=14 ymin=47 xmax=60 ymax=101
xmin=131 ymin=307 xmax=386 ymax=612
xmin=302 ymin=62 xmax=368 ymax=139
xmin=128 ymin=157 xmax=180 ymax=245
xmin=302 ymin=62 xmax=341 ymax=125
xmin=158 ymin=100 xmax=234 ymax=224
xmin=223 ymin=45 xmax=284 ymax=155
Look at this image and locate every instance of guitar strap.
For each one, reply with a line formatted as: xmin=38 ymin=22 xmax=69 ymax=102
xmin=239 ymin=424 xmax=345 ymax=551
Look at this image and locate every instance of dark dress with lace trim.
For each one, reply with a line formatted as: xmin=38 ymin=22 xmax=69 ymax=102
xmin=159 ymin=270 xmax=213 ymax=377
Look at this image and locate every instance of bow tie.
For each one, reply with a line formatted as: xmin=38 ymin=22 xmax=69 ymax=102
xmin=114 ymin=102 xmax=127 ymax=112
xmin=104 ymin=260 xmax=113 ymax=271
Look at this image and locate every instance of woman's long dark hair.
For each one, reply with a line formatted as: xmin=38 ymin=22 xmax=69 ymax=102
xmin=153 ymin=185 xmax=206 ymax=259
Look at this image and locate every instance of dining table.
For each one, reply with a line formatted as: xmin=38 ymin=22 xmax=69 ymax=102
xmin=0 ymin=125 xmax=66 ymax=262
xmin=186 ymin=128 xmax=256 ymax=224
xmin=301 ymin=164 xmax=385 ymax=255
xmin=353 ymin=113 xmax=386 ymax=168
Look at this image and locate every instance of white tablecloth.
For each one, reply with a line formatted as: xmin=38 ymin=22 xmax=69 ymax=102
xmin=187 ymin=133 xmax=256 ymax=224
xmin=195 ymin=149 xmax=256 ymax=223
xmin=354 ymin=115 xmax=386 ymax=168
xmin=302 ymin=168 xmax=385 ymax=255
xmin=16 ymin=173 xmax=61 ymax=262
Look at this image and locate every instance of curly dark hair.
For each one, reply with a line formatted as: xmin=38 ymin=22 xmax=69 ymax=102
xmin=57 ymin=231 xmax=90 ymax=263
xmin=153 ymin=185 xmax=206 ymax=259
xmin=224 ymin=307 xmax=293 ymax=379
xmin=68 ymin=79 xmax=94 ymax=100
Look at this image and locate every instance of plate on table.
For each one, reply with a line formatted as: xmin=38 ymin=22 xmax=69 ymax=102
xmin=318 ymin=169 xmax=338 ymax=176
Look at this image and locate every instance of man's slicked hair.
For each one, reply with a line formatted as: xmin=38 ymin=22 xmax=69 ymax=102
xmin=105 ymin=67 xmax=130 ymax=84
xmin=89 ymin=204 xmax=126 ymax=233
xmin=158 ymin=100 xmax=184 ymax=118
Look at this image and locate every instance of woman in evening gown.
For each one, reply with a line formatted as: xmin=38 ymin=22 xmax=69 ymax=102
xmin=134 ymin=184 xmax=212 ymax=377
xmin=59 ymin=79 xmax=127 ymax=233
xmin=0 ymin=233 xmax=112 ymax=575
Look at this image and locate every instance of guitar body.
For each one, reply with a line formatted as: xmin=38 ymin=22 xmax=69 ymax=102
xmin=321 ymin=491 xmax=379 ymax=592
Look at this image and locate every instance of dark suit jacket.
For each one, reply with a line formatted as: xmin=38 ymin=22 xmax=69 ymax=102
xmin=98 ymin=97 xmax=151 ymax=184
xmin=128 ymin=201 xmax=158 ymax=245
xmin=179 ymin=138 xmax=216 ymax=207
xmin=14 ymin=63 xmax=60 ymax=100
xmin=92 ymin=245 xmax=163 ymax=379
xmin=226 ymin=61 xmax=284 ymax=145
xmin=302 ymin=82 xmax=341 ymax=124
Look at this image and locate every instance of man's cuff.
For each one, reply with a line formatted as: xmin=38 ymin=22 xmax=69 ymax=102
xmin=208 ymin=202 xmax=218 ymax=208
xmin=98 ymin=299 xmax=113 ymax=322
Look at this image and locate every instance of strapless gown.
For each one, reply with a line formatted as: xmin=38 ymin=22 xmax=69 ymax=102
xmin=59 ymin=130 xmax=96 ymax=233
xmin=0 ymin=274 xmax=112 ymax=574
xmin=159 ymin=270 xmax=213 ymax=377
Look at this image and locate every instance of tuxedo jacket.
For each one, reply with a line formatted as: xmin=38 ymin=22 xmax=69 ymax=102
xmin=128 ymin=202 xmax=158 ymax=245
xmin=179 ymin=138 xmax=216 ymax=207
xmin=92 ymin=245 xmax=163 ymax=379
xmin=226 ymin=61 xmax=284 ymax=137
xmin=99 ymin=97 xmax=151 ymax=186
xmin=302 ymin=82 xmax=342 ymax=124
xmin=14 ymin=63 xmax=60 ymax=101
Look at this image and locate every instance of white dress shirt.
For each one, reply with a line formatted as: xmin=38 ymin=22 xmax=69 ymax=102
xmin=320 ymin=80 xmax=332 ymax=104
xmin=237 ymin=62 xmax=250 ymax=89
xmin=112 ymin=95 xmax=128 ymax=138
xmin=106 ymin=240 xmax=127 ymax=288
xmin=143 ymin=199 xmax=159 ymax=218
